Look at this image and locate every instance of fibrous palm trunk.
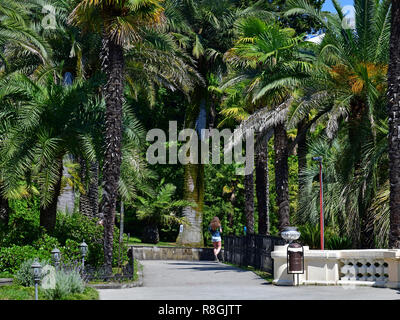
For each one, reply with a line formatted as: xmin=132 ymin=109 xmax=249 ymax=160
xmin=57 ymin=156 xmax=75 ymax=215
xmin=176 ymin=90 xmax=207 ymax=247
xmin=244 ymin=171 xmax=254 ymax=234
xmin=99 ymin=35 xmax=124 ymax=272
xmin=388 ymin=0 xmax=400 ymax=249
xmin=79 ymin=159 xmax=99 ymax=219
xmin=274 ymin=123 xmax=290 ymax=232
xmin=348 ymin=98 xmax=375 ymax=248
xmin=143 ymin=224 xmax=159 ymax=244
xmin=256 ymin=144 xmax=269 ymax=235
xmin=297 ymin=119 xmax=308 ymax=192
xmin=40 ymin=158 xmax=64 ymax=232
xmin=0 ymin=190 xmax=9 ymax=226
xmin=177 ymin=162 xmax=205 ymax=246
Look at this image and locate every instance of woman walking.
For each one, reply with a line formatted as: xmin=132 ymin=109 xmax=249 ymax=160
xmin=209 ymin=216 xmax=223 ymax=262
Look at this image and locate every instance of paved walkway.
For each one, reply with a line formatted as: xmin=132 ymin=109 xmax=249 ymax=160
xmin=98 ymin=260 xmax=400 ymax=300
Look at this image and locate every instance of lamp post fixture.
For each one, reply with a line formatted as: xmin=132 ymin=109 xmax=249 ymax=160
xmin=281 ymin=226 xmax=301 ymax=244
xmin=31 ymin=260 xmax=42 ymax=301
xmin=312 ymin=156 xmax=324 ymax=250
xmin=51 ymin=247 xmax=61 ymax=269
xmin=79 ymin=240 xmax=88 ymax=268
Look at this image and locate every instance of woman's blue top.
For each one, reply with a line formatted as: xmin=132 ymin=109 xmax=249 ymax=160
xmin=209 ymin=226 xmax=221 ymax=237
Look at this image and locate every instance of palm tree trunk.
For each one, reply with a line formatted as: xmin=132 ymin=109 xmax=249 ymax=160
xmin=244 ymin=171 xmax=255 ymax=234
xmin=79 ymin=159 xmax=99 ymax=219
xmin=0 ymin=190 xmax=9 ymax=226
xmin=297 ymin=119 xmax=308 ymax=192
xmin=176 ymin=162 xmax=205 ymax=246
xmin=40 ymin=158 xmax=63 ymax=232
xmin=256 ymin=141 xmax=269 ymax=235
xmin=388 ymin=0 xmax=400 ymax=248
xmin=143 ymin=224 xmax=160 ymax=244
xmin=274 ymin=123 xmax=290 ymax=232
xmin=348 ymin=98 xmax=376 ymax=248
xmin=57 ymin=156 xmax=75 ymax=215
xmin=99 ymin=34 xmax=124 ymax=272
xmin=176 ymin=89 xmax=207 ymax=247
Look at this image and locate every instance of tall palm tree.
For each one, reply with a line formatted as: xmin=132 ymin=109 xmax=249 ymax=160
xmin=69 ymin=0 xmax=165 ymax=271
xmin=223 ymin=17 xmax=313 ymax=232
xmin=218 ymin=81 xmax=271 ymax=235
xmin=285 ymin=0 xmax=391 ymax=247
xmin=164 ymin=0 xmax=268 ymax=245
xmin=0 ymin=73 xmax=98 ymax=232
xmin=388 ymin=0 xmax=400 ymax=248
xmin=0 ymin=0 xmax=52 ymax=224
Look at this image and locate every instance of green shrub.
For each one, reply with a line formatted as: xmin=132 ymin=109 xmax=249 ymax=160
xmin=298 ymin=223 xmax=352 ymax=250
xmin=32 ymin=234 xmax=61 ymax=252
xmin=1 ymin=209 xmax=128 ymax=273
xmin=14 ymin=258 xmax=50 ymax=287
xmin=42 ymin=269 xmax=85 ymax=300
xmin=298 ymin=223 xmax=321 ymax=249
xmin=67 ymin=270 xmax=85 ymax=294
xmin=0 ymin=204 xmax=42 ymax=247
xmin=54 ymin=213 xmax=127 ymax=267
xmin=326 ymin=234 xmax=352 ymax=250
xmin=0 ymin=245 xmax=50 ymax=274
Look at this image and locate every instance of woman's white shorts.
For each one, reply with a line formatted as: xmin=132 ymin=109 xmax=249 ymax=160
xmin=212 ymin=236 xmax=221 ymax=242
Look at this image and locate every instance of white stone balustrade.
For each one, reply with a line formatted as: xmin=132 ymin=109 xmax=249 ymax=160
xmin=271 ymin=245 xmax=400 ymax=288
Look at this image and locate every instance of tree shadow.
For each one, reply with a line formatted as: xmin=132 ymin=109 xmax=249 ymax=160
xmin=164 ymin=261 xmax=268 ymax=276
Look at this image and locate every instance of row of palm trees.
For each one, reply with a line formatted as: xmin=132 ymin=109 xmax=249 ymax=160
xmin=1 ymin=0 xmax=400 ymax=270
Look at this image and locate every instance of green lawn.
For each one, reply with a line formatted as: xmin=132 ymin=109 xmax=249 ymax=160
xmin=0 ymin=285 xmax=99 ymax=300
xmin=124 ymin=236 xmax=215 ymax=248
xmin=124 ymin=235 xmax=178 ymax=247
xmin=0 ymin=272 xmax=14 ymax=278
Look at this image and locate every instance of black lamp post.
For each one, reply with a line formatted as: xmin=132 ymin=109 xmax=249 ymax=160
xmin=79 ymin=240 xmax=88 ymax=268
xmin=51 ymin=247 xmax=61 ymax=269
xmin=31 ymin=260 xmax=42 ymax=300
xmin=312 ymin=156 xmax=324 ymax=250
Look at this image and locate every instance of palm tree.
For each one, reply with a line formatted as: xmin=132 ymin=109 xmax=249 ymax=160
xmin=218 ymin=80 xmax=271 ymax=235
xmin=285 ymin=0 xmax=391 ymax=247
xmin=135 ymin=182 xmax=191 ymax=244
xmin=388 ymin=0 xmax=400 ymax=248
xmin=223 ymin=17 xmax=313 ymax=232
xmin=164 ymin=0 xmax=268 ymax=245
xmin=298 ymin=117 xmax=389 ymax=247
xmin=0 ymin=0 xmax=50 ymax=69
xmin=0 ymin=0 xmax=53 ymax=224
xmin=0 ymin=73 xmax=98 ymax=232
xmin=69 ymin=0 xmax=165 ymax=271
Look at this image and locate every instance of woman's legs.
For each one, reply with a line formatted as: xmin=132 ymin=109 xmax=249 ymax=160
xmin=215 ymin=241 xmax=222 ymax=256
xmin=213 ymin=241 xmax=222 ymax=261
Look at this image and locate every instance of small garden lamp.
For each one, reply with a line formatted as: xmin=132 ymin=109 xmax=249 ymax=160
xmin=51 ymin=247 xmax=61 ymax=268
xmin=31 ymin=259 xmax=42 ymax=300
xmin=79 ymin=240 xmax=88 ymax=268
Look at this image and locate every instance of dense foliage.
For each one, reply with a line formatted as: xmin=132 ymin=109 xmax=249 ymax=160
xmin=1 ymin=0 xmax=400 ymax=276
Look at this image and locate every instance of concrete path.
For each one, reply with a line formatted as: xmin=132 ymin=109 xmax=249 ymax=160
xmin=98 ymin=260 xmax=400 ymax=300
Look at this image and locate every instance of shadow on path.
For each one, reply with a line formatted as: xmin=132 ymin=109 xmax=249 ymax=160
xmin=165 ymin=261 xmax=249 ymax=273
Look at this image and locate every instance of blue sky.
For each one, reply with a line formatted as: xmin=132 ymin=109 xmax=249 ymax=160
xmin=322 ymin=0 xmax=354 ymax=12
